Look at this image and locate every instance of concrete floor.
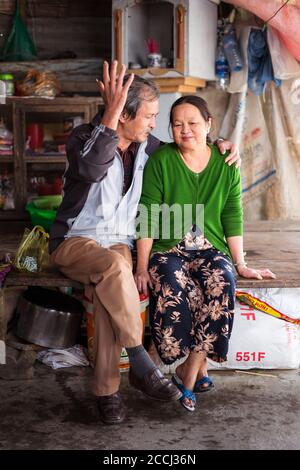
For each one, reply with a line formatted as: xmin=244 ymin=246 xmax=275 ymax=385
xmin=0 ymin=364 xmax=299 ymax=451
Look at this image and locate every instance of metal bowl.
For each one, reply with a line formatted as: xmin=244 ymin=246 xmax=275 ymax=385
xmin=16 ymin=287 xmax=84 ymax=348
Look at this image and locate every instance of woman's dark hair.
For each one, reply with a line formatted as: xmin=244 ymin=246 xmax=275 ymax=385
xmin=169 ymin=95 xmax=212 ymax=125
xmin=122 ymin=74 xmax=160 ymax=120
xmin=169 ymin=95 xmax=212 ymax=143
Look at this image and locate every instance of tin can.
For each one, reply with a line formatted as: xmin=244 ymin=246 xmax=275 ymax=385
xmin=0 ymin=74 xmax=14 ymax=96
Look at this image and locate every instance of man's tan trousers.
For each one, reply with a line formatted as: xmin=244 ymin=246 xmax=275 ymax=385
xmin=51 ymin=237 xmax=142 ymax=396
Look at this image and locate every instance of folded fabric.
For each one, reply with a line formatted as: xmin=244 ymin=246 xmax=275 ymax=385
xmin=0 ymin=145 xmax=13 ymax=151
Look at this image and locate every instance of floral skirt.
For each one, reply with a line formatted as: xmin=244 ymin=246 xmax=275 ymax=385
xmin=149 ymin=230 xmax=236 ymax=365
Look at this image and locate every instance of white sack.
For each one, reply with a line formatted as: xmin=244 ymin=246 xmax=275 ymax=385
xmin=209 ymin=300 xmax=300 ymax=370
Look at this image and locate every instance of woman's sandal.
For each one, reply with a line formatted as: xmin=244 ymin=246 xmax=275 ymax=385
xmin=193 ymin=376 xmax=215 ymax=393
xmin=172 ymin=374 xmax=196 ymax=412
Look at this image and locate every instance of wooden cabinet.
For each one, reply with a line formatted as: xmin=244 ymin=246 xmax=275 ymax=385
xmin=0 ymin=96 xmax=103 ymax=221
xmin=112 ymin=0 xmax=217 ymax=92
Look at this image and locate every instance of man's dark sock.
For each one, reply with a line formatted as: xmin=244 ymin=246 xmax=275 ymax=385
xmin=126 ymin=345 xmax=157 ymax=378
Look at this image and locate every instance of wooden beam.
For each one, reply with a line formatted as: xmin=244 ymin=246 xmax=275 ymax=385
xmin=0 ymin=58 xmax=104 ymax=93
xmin=0 ymin=0 xmax=14 ymax=15
xmin=24 ymin=0 xmax=112 ymax=18
xmin=19 ymin=0 xmax=26 ymax=19
xmin=154 ymin=76 xmax=206 ymax=93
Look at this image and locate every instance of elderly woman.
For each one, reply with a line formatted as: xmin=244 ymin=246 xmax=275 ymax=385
xmin=134 ymin=95 xmax=275 ymax=412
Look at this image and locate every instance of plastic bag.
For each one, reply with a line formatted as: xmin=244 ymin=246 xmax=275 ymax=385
xmin=223 ymin=0 xmax=300 ymax=61
xmin=14 ymin=226 xmax=49 ymax=273
xmin=208 ymin=300 xmax=300 ymax=370
xmin=36 ymin=345 xmax=90 ymax=370
xmin=219 ymin=90 xmax=276 ymax=204
xmin=1 ymin=0 xmax=37 ymax=62
xmin=16 ymin=70 xmax=61 ymax=98
xmin=267 ymin=26 xmax=300 ymax=80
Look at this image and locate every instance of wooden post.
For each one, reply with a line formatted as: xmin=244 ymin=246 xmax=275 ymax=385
xmin=114 ymin=9 xmax=123 ymax=71
xmin=176 ymin=5 xmax=185 ymax=74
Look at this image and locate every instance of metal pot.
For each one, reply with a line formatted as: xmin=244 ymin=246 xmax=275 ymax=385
xmin=16 ymin=287 xmax=84 ymax=348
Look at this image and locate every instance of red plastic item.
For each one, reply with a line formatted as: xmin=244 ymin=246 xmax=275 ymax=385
xmin=26 ymin=123 xmax=44 ymax=150
xmin=52 ymin=178 xmax=63 ymax=195
xmin=37 ymin=183 xmax=52 ymax=196
xmin=139 ymin=293 xmax=149 ymax=301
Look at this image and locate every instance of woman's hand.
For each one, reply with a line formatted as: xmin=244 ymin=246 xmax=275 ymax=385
xmin=216 ymin=139 xmax=241 ymax=168
xmin=237 ymin=265 xmax=276 ymax=280
xmin=134 ymin=269 xmax=153 ymax=296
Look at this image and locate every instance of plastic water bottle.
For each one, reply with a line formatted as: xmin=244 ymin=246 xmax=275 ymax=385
xmin=223 ymin=24 xmax=243 ymax=72
xmin=215 ymin=40 xmax=229 ymax=91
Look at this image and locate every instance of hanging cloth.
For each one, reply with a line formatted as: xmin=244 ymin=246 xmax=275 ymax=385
xmin=247 ymin=28 xmax=281 ymax=95
xmin=1 ymin=0 xmax=37 ymax=61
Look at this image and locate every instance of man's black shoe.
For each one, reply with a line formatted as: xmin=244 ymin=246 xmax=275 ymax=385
xmin=129 ymin=367 xmax=182 ymax=401
xmin=97 ymin=392 xmax=126 ymax=425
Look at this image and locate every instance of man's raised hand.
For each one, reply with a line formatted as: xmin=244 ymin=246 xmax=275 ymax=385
xmin=97 ymin=61 xmax=134 ymax=130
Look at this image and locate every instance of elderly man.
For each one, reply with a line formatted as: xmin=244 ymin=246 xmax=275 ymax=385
xmin=50 ymin=61 xmax=240 ymax=425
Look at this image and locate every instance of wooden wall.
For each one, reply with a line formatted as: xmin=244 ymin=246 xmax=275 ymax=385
xmin=0 ymin=0 xmax=112 ymax=60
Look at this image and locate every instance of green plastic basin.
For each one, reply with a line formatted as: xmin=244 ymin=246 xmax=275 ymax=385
xmin=26 ymin=195 xmax=62 ymax=231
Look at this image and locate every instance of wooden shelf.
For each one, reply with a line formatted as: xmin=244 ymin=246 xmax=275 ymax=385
xmin=0 ymin=210 xmax=28 ymax=220
xmin=5 ymin=96 xmax=103 ymax=106
xmin=0 ymin=58 xmax=105 ymax=95
xmin=128 ymin=67 xmax=175 ymax=76
xmin=25 ymin=155 xmax=67 ymax=163
xmin=0 ymin=156 xmax=14 ymax=163
xmin=128 ymin=71 xmax=206 ymax=92
xmin=2 ymin=97 xmax=104 ymax=219
xmin=154 ymin=76 xmax=206 ymax=93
